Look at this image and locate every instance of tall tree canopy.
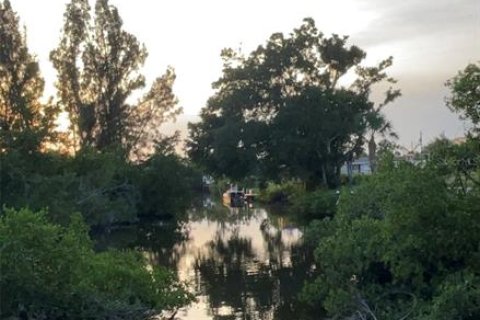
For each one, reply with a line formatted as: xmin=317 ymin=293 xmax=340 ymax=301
xmin=187 ymin=18 xmax=398 ymax=187
xmin=446 ymin=62 xmax=480 ymax=132
xmin=0 ymin=0 xmax=58 ymax=153
xmin=50 ymin=0 xmax=180 ymax=157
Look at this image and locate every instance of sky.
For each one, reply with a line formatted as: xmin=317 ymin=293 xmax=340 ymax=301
xmin=9 ymin=0 xmax=480 ymax=149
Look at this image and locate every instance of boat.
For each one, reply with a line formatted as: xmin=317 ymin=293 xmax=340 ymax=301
xmin=222 ymin=186 xmax=245 ymax=207
xmin=222 ymin=186 xmax=258 ymax=208
xmin=244 ymin=189 xmax=258 ymax=204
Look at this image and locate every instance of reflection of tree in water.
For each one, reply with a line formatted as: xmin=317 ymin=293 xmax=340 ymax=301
xmin=260 ymin=218 xmax=317 ymax=320
xmin=195 ymin=233 xmax=274 ymax=320
xmin=94 ymin=220 xmax=191 ymax=269
xmin=190 ymin=204 xmax=258 ymax=229
xmin=194 ymin=222 xmax=316 ymax=320
xmin=136 ymin=221 xmax=192 ymax=268
xmin=95 ymin=205 xmax=320 ymax=319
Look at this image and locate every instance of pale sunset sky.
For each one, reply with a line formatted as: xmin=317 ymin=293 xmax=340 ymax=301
xmin=9 ymin=0 xmax=480 ymax=148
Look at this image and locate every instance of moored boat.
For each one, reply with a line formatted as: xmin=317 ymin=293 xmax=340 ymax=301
xmin=222 ymin=186 xmax=245 ymax=207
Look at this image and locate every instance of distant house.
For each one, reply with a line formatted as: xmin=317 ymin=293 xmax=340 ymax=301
xmin=340 ymin=157 xmax=372 ymax=175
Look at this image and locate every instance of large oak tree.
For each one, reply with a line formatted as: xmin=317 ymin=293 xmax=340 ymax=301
xmin=187 ymin=18 xmax=399 ymax=187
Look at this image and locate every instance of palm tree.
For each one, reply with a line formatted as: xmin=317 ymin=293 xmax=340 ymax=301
xmin=351 ymin=57 xmax=401 ymax=173
xmin=367 ymin=112 xmax=399 ymax=172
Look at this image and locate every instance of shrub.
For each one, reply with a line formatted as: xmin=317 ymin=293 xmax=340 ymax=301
xmin=0 ymin=148 xmax=201 ymax=227
xmin=0 ymin=208 xmax=193 ymax=319
xmin=302 ymin=162 xmax=480 ymax=319
xmin=70 ymin=149 xmax=140 ymax=226
xmin=135 ymin=153 xmax=202 ymax=218
xmin=0 ymin=150 xmax=139 ymax=227
xmin=259 ymin=181 xmax=304 ymax=204
xmin=290 ymin=189 xmax=337 ymax=220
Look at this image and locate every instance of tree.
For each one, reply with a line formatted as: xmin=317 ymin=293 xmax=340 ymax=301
xmin=50 ymin=0 xmax=180 ymax=156
xmin=187 ymin=18 xmax=397 ymax=188
xmin=352 ymin=57 xmax=401 ymax=172
xmin=270 ymin=87 xmax=371 ymax=187
xmin=446 ymin=62 xmax=480 ymax=131
xmin=0 ymin=0 xmax=58 ymax=153
xmin=425 ymin=135 xmax=480 ymax=192
xmin=302 ymin=161 xmax=480 ymax=319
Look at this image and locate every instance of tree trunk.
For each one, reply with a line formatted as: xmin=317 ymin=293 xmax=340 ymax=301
xmin=321 ymin=164 xmax=328 ymax=187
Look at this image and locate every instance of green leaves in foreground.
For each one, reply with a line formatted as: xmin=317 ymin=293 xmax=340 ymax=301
xmin=302 ymin=162 xmax=480 ymax=319
xmin=0 ymin=208 xmax=193 ymax=319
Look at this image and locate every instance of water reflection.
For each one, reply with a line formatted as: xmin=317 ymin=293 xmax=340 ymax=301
xmin=96 ymin=201 xmax=317 ymax=320
xmin=95 ymin=219 xmax=190 ymax=268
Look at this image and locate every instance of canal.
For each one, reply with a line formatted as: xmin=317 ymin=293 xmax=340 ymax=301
xmin=95 ymin=198 xmax=317 ymax=320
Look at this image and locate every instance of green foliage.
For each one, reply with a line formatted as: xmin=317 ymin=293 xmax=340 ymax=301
xmin=0 ymin=0 xmax=59 ymax=153
xmin=187 ymin=18 xmax=398 ymax=188
xmin=207 ymin=176 xmax=233 ymax=197
xmin=419 ymin=271 xmax=480 ymax=320
xmin=258 ymin=181 xmax=304 ymax=204
xmin=425 ymin=136 xmax=480 ymax=192
xmin=0 ymin=150 xmax=139 ymax=226
xmin=290 ymin=188 xmax=337 ymax=220
xmin=302 ymin=159 xmax=480 ymax=319
xmin=69 ymin=149 xmax=140 ymax=225
xmin=0 ymin=208 xmax=193 ymax=319
xmin=446 ymin=62 xmax=480 ymax=130
xmin=136 ymin=151 xmax=202 ymax=218
xmin=0 ymin=0 xmax=197 ymax=227
xmin=271 ymin=87 xmax=372 ymax=187
xmin=0 ymin=147 xmax=201 ymax=226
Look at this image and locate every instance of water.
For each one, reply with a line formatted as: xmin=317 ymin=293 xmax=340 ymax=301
xmin=95 ymin=200 xmax=316 ymax=320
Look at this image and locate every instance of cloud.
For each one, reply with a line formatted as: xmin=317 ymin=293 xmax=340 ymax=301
xmin=10 ymin=0 xmax=479 ymax=147
xmin=354 ymin=0 xmax=478 ymax=47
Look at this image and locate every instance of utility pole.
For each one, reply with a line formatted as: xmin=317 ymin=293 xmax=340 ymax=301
xmin=419 ymin=131 xmax=423 ymax=160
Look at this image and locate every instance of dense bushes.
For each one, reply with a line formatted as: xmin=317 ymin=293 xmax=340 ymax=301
xmin=0 ymin=208 xmax=193 ymax=319
xmin=301 ymin=160 xmax=480 ymax=319
xmin=258 ymin=181 xmax=338 ymax=220
xmin=0 ymin=150 xmax=137 ymax=226
xmin=290 ymin=189 xmax=338 ymax=220
xmin=258 ymin=181 xmax=304 ymax=204
xmin=0 ymin=142 xmax=200 ymax=320
xmin=136 ymin=153 xmax=202 ymax=218
xmin=0 ymin=149 xmax=200 ymax=227
xmin=0 ymin=140 xmax=200 ymax=318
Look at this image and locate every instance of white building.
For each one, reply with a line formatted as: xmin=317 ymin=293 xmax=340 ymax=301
xmin=340 ymin=157 xmax=372 ymax=175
